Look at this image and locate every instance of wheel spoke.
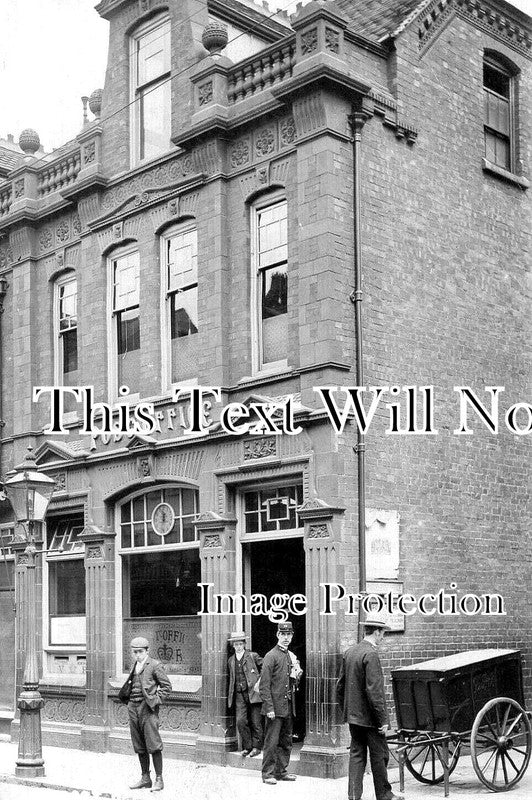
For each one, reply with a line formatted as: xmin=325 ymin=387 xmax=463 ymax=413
xmin=505 ymin=712 xmax=523 ymax=737
xmin=479 ymin=746 xmax=498 ymax=772
xmin=431 ymin=746 xmax=436 ymax=782
xmin=511 ymin=747 xmax=529 ymax=756
xmin=495 ymin=704 xmax=502 ymax=735
xmin=504 ymin=751 xmax=522 ymax=774
xmin=501 ymin=751 xmax=509 ymax=784
xmin=420 ymin=744 xmax=430 ymax=775
xmin=492 ymin=751 xmax=500 ymax=784
xmin=501 ymin=703 xmax=512 ymax=734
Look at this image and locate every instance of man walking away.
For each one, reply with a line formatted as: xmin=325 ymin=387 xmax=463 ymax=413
xmin=336 ymin=614 xmax=403 ymax=800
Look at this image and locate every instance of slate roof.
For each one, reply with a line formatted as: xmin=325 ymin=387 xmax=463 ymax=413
xmin=0 ymin=144 xmax=24 ymax=177
xmin=334 ymin=0 xmax=426 ymax=41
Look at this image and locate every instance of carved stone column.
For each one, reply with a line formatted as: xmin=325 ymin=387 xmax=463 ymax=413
xmin=298 ymin=499 xmax=349 ymax=778
xmin=79 ymin=526 xmax=116 ymax=752
xmin=12 ymin=537 xmax=45 ymax=777
xmin=194 ymin=512 xmax=237 ymax=764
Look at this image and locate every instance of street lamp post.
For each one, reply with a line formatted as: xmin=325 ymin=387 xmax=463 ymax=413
xmin=4 ymin=447 xmax=56 ymax=777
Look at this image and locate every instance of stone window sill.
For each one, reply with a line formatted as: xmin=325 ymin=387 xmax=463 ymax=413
xmin=482 ymin=158 xmax=529 ymax=189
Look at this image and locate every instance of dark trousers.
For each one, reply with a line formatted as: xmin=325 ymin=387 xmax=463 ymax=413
xmin=235 ymin=692 xmax=263 ymax=750
xmin=262 ymin=711 xmax=293 ymax=779
xmin=128 ymin=701 xmax=163 ymax=754
xmin=348 ymin=724 xmax=392 ymax=800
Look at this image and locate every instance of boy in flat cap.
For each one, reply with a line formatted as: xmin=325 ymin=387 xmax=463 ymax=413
xmin=259 ymin=621 xmax=303 ymax=785
xmin=119 ymin=636 xmax=172 ymax=792
xmin=227 ymin=631 xmax=264 ymax=757
xmin=336 ymin=614 xmax=403 ymax=800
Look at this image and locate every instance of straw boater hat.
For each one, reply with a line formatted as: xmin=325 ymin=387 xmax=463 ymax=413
xmin=228 ymin=631 xmax=248 ymax=643
xmin=360 ymin=612 xmax=391 ymax=631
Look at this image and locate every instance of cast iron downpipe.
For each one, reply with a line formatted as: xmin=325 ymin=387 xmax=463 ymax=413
xmin=349 ymin=111 xmax=369 ymax=641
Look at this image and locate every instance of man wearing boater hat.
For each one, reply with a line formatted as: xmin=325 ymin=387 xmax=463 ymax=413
xmin=336 ymin=613 xmax=403 ymax=800
xmin=227 ymin=631 xmax=264 ymax=757
xmin=259 ymin=621 xmax=303 ymax=785
xmin=119 ymin=636 xmax=172 ymax=792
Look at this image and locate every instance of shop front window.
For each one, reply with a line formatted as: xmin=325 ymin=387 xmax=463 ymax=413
xmin=119 ymin=486 xmax=201 ymax=674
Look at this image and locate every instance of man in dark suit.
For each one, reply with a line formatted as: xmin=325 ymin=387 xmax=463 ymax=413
xmin=122 ymin=636 xmax=172 ymax=792
xmin=336 ymin=615 xmax=403 ymax=800
xmin=259 ymin=621 xmax=303 ymax=785
xmin=227 ymin=631 xmax=264 ymax=757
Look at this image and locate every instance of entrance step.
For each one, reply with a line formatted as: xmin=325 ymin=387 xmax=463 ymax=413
xmin=226 ymin=743 xmax=302 ymax=773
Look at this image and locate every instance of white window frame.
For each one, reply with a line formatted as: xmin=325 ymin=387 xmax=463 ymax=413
xmin=160 ymin=221 xmax=199 ymax=393
xmin=114 ymin=485 xmax=201 ymax=684
xmin=250 ymin=193 xmax=289 ymax=376
xmin=130 ymin=13 xmax=171 ymax=166
xmin=42 ymin=515 xmax=87 ymax=683
xmin=107 ymin=245 xmax=140 ymax=403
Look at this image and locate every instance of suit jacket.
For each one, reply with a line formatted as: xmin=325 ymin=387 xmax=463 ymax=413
xmin=259 ymin=645 xmax=295 ymax=718
xmin=227 ymin=650 xmax=263 ymax=707
xmin=120 ymin=656 xmax=172 ymax=710
xmin=336 ymin=639 xmax=389 ymax=728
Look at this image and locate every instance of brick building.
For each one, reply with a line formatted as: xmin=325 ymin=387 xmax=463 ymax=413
xmin=0 ymin=0 xmax=530 ymax=779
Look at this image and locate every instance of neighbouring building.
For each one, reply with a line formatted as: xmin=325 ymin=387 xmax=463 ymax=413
xmin=0 ymin=0 xmax=530 ymax=778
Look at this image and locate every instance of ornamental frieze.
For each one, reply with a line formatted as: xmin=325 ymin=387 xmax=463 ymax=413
xmin=37 ymin=212 xmax=81 ymax=255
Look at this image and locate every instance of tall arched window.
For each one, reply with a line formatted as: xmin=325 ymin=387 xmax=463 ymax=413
xmin=130 ymin=14 xmax=171 ymax=164
xmin=250 ymin=193 xmax=288 ymax=374
xmin=118 ymin=485 xmax=201 ymax=676
xmin=160 ymin=221 xmax=199 ymax=389
xmin=483 ymin=54 xmax=517 ymax=172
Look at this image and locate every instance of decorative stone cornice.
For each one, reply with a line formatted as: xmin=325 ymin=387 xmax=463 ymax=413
xmin=418 ymin=0 xmax=531 ymax=57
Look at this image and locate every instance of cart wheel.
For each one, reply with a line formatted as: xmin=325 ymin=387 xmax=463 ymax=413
xmin=403 ymin=732 xmax=461 ymax=785
xmin=471 ymin=697 xmax=532 ymax=792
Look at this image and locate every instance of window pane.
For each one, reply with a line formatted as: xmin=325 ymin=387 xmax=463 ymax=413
xmin=181 ymin=489 xmax=196 ymax=517
xmin=258 ymin=202 xmax=287 ymax=268
xmin=261 ymin=264 xmax=287 ymax=364
xmin=126 ymin=550 xmax=201 ymax=617
xmin=118 ymin=309 xmax=140 ymax=354
xmin=50 ymin=560 xmax=85 ymax=615
xmin=121 ymin=523 xmax=132 ymax=549
xmin=140 ymin=80 xmax=171 ymax=161
xmin=113 ymin=253 xmax=139 ymax=310
xmin=137 ymin=21 xmax=170 ymax=86
xmin=483 ymin=63 xmax=510 ymax=98
xmin=59 ymin=280 xmax=77 ymax=328
xmin=171 ymin=288 xmax=198 ymax=338
xmin=62 ymin=328 xmax=78 ymax=374
xmin=168 ymin=231 xmax=197 ymax=292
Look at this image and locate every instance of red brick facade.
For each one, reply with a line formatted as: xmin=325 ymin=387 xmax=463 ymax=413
xmin=0 ymin=0 xmax=530 ymax=779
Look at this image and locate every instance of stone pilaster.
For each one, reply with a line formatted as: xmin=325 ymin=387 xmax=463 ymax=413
xmin=79 ymin=526 xmax=116 ymax=752
xmin=194 ymin=512 xmax=237 ymax=764
xmin=298 ymin=499 xmax=348 ymax=778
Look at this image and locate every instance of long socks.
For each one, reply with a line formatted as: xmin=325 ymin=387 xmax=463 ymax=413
xmin=138 ymin=752 xmax=150 ymax=774
xmin=152 ymin=750 xmax=163 ymax=777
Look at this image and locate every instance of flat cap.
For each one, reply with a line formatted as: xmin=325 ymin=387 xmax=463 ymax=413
xmin=130 ymin=636 xmax=150 ymax=649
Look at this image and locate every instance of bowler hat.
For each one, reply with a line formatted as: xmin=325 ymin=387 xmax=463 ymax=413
xmin=277 ymin=622 xmax=294 ymax=633
xmin=360 ymin=613 xmax=391 ymax=631
xmin=130 ymin=636 xmax=150 ymax=649
xmin=228 ymin=631 xmax=248 ymax=643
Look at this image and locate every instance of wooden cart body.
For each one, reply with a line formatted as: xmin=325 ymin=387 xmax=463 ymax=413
xmin=389 ymin=649 xmax=531 ymax=795
xmin=392 ymin=648 xmax=524 ymax=734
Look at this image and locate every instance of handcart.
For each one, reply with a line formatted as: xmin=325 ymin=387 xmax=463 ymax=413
xmin=388 ymin=649 xmax=531 ymax=795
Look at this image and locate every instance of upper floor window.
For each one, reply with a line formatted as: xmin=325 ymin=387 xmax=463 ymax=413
xmin=131 ymin=15 xmax=171 ymax=164
xmin=110 ymin=249 xmax=140 ymax=396
xmin=483 ymin=56 xmax=515 ymax=172
xmin=251 ymin=197 xmax=288 ymax=373
xmin=161 ymin=222 xmax=198 ymax=387
xmin=55 ymin=276 xmax=78 ymax=386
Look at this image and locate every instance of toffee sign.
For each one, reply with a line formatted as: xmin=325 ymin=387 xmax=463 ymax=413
xmin=123 ymin=616 xmax=201 ymax=674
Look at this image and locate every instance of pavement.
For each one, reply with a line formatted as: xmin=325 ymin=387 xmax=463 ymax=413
xmin=1 ymin=739 xmax=532 ymax=800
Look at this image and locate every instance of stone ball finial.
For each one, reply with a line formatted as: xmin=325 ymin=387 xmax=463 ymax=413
xmin=201 ymin=21 xmax=229 ymax=56
xmin=19 ymin=128 xmax=40 ymax=156
xmin=89 ymin=88 xmax=103 ymax=119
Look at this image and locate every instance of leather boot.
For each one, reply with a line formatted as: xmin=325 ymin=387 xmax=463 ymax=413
xmin=151 ymin=776 xmax=164 ymax=791
xmin=130 ymin=773 xmax=152 ymax=789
